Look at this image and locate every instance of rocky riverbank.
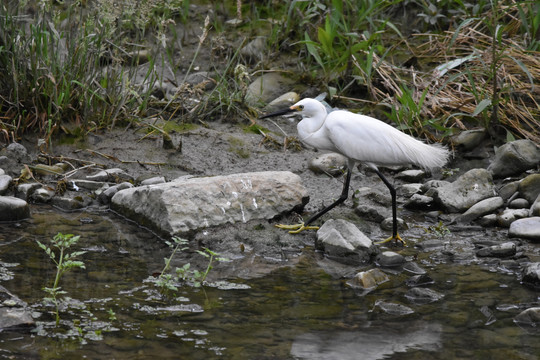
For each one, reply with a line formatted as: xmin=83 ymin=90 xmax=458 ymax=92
xmin=0 ymin=86 xmax=539 ymax=330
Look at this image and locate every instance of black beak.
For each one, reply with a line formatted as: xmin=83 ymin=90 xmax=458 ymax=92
xmin=259 ymin=107 xmax=295 ymax=119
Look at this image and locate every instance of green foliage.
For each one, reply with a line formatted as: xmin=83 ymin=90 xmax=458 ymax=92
xmin=0 ymin=0 xmax=190 ymax=141
xmin=300 ymin=0 xmax=400 ymax=92
xmin=37 ymin=233 xmax=86 ymax=326
xmin=515 ymin=1 xmax=540 ymax=51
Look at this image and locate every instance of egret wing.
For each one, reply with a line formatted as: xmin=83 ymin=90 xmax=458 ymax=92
xmin=325 ymin=111 xmax=410 ymax=165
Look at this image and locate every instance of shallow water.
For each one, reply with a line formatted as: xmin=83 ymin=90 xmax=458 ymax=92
xmin=0 ymin=206 xmax=539 ymax=359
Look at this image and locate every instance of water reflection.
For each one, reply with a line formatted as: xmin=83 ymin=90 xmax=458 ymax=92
xmin=291 ymin=322 xmax=442 ymax=360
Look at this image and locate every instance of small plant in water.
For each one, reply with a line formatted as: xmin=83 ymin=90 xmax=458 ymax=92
xmin=37 ymin=233 xmax=86 ymax=326
xmin=192 ymin=247 xmax=229 ymax=287
xmin=156 ymin=237 xmax=228 ymax=297
xmin=425 ymin=221 xmax=451 ymax=239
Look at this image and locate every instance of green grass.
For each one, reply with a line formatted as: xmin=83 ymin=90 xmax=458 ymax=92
xmin=1 ymin=0 xmax=538 ymax=145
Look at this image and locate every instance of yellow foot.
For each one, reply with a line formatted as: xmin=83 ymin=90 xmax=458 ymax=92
xmin=375 ymin=233 xmax=406 ymax=246
xmin=275 ymin=222 xmax=320 ymax=234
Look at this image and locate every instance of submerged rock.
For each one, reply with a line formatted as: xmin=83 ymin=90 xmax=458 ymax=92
xmin=316 ymin=219 xmax=374 ymax=265
xmin=375 ymin=300 xmax=414 ymax=315
xmin=487 ymin=139 xmax=540 ymax=178
xmin=347 ymin=268 xmax=389 ymax=290
xmin=431 ymin=168 xmax=495 ymax=213
xmin=514 ymin=307 xmax=540 ymax=331
xmin=0 ymin=285 xmax=34 ymax=330
xmin=111 ymin=171 xmax=308 ymax=236
xmin=405 ymin=287 xmax=444 ymax=304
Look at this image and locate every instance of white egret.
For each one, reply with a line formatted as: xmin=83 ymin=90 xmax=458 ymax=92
xmin=260 ymin=98 xmax=450 ymax=245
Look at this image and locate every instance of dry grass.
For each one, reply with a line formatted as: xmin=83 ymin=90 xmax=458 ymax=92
xmin=353 ymin=12 xmax=539 ymax=142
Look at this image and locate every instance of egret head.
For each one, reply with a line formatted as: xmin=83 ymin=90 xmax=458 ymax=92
xmin=259 ymin=98 xmax=326 ymax=119
xmin=289 ymin=98 xmax=326 ymax=118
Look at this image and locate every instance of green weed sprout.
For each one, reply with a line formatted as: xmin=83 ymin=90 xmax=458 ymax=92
xmin=156 ymin=237 xmax=189 ymax=295
xmin=37 ymin=233 xmax=86 ymax=326
xmin=156 ymin=237 xmax=229 ymax=297
xmin=193 ymin=248 xmax=229 ymax=287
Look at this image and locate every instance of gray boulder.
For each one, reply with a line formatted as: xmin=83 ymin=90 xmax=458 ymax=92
xmin=15 ymin=183 xmax=41 ymax=201
xmin=395 ymin=169 xmax=426 ymax=182
xmin=518 ymin=174 xmax=540 ymax=204
xmin=0 ymin=196 xmax=30 ymax=221
xmin=308 ymin=153 xmax=347 ymax=177
xmin=476 ymin=241 xmax=517 ymax=258
xmin=404 ymin=193 xmax=435 ymax=210
xmin=376 ymin=251 xmax=405 ymax=267
xmin=508 ymin=217 xmax=540 ymax=241
xmin=246 ymin=73 xmax=294 ymax=105
xmin=239 ymin=36 xmax=266 ymax=62
xmin=497 ymin=208 xmax=530 ymax=227
xmin=0 ymin=143 xmax=31 ymax=177
xmin=451 ymin=128 xmax=486 ymax=150
xmin=111 ymin=171 xmax=308 ymax=236
xmin=266 ymin=92 xmax=300 ymax=112
xmin=98 ymin=182 xmax=134 ymax=205
xmin=530 ymin=194 xmax=540 ymax=217
xmin=0 ymin=174 xmax=12 ymax=195
xmin=521 ymin=262 xmax=540 ymax=288
xmin=497 ymin=181 xmax=519 ymax=201
xmin=316 ymin=219 xmax=374 ymax=265
xmin=455 ymin=196 xmax=504 ymax=223
xmin=487 ymin=139 xmax=540 ymax=178
xmin=431 ymin=168 xmax=495 ymax=213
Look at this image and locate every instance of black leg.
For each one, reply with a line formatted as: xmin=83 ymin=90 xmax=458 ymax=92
xmin=305 ymin=167 xmax=353 ymax=226
xmin=374 ymin=168 xmax=397 ymax=238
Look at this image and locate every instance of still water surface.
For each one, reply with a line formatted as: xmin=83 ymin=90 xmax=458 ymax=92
xmin=0 ymin=206 xmax=538 ymax=359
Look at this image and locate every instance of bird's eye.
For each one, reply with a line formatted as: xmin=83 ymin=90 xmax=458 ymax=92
xmin=298 ymin=105 xmax=304 ymax=110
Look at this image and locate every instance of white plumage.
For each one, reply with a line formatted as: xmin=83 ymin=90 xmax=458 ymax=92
xmin=294 ymin=98 xmax=449 ymax=170
xmin=260 ymin=98 xmax=450 ymax=245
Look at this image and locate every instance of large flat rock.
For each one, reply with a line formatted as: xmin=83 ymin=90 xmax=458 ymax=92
xmin=111 ymin=171 xmax=308 ymax=236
